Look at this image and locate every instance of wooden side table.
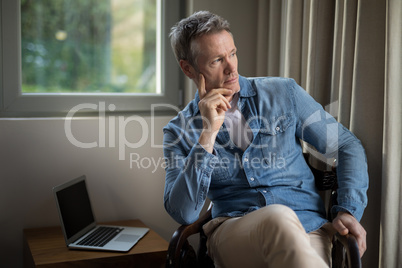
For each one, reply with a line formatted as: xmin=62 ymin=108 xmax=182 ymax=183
xmin=23 ymin=219 xmax=168 ymax=268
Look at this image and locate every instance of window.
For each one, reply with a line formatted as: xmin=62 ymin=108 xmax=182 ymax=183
xmin=0 ymin=0 xmax=185 ymax=117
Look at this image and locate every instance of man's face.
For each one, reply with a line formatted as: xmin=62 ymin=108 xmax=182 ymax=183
xmin=191 ymin=30 xmax=240 ymax=98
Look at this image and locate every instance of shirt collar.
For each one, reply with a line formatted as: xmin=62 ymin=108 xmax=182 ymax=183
xmin=238 ymin=75 xmax=256 ymax=97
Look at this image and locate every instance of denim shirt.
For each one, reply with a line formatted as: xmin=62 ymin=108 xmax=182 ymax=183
xmin=163 ymin=76 xmax=368 ymax=233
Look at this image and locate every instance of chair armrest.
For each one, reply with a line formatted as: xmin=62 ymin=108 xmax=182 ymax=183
xmin=303 ymin=153 xmax=337 ymax=191
xmin=166 ymin=209 xmax=212 ymax=268
xmin=333 ymin=233 xmax=362 ymax=268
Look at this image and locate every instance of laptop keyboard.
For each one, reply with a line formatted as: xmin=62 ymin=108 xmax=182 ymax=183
xmin=77 ymin=226 xmax=124 ymax=247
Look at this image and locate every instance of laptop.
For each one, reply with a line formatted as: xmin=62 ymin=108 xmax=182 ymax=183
xmin=53 ymin=175 xmax=149 ymax=252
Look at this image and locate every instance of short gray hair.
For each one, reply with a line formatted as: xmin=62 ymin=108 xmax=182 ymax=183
xmin=169 ymin=11 xmax=231 ymax=68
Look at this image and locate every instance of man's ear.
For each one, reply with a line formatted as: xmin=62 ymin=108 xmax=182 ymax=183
xmin=179 ymin=60 xmax=197 ymax=79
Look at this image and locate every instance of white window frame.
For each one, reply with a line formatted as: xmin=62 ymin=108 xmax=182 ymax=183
xmin=0 ymin=0 xmax=185 ymax=117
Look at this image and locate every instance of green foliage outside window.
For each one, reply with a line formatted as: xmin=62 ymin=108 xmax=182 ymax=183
xmin=21 ymin=0 xmax=157 ymax=94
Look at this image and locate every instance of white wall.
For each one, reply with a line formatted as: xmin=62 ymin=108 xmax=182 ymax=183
xmin=0 ymin=116 xmax=179 ymax=267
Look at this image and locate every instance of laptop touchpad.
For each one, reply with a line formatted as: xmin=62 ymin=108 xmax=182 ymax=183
xmin=115 ymin=234 xmax=141 ymax=243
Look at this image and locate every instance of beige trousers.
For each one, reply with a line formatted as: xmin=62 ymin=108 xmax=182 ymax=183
xmin=203 ymin=204 xmax=336 ymax=268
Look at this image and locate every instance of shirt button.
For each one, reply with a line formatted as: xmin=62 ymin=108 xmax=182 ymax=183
xmin=262 ymin=190 xmax=267 ymax=193
xmin=276 ymin=126 xmax=280 ymax=131
xmin=244 ymin=157 xmax=249 ymax=162
xmin=250 ymin=177 xmax=255 ymax=181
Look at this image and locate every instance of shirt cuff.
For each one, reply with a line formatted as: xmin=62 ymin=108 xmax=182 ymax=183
xmin=190 ymin=142 xmax=219 ymax=174
xmin=331 ymin=204 xmax=363 ymax=222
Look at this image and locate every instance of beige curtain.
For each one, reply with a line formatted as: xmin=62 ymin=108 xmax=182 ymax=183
xmin=380 ymin=0 xmax=402 ymax=267
xmin=255 ymin=0 xmax=401 ymax=267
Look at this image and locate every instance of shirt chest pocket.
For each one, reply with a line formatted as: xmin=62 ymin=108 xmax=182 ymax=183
xmin=258 ymin=114 xmax=294 ymax=160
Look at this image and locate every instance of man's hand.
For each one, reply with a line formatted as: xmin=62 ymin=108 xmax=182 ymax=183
xmin=197 ymin=74 xmax=232 ymax=153
xmin=332 ymin=212 xmax=367 ymax=257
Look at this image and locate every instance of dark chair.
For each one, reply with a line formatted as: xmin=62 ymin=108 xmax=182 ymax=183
xmin=166 ymin=154 xmax=362 ymax=268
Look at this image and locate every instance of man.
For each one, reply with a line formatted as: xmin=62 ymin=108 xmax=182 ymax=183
xmin=163 ymin=11 xmax=368 ymax=267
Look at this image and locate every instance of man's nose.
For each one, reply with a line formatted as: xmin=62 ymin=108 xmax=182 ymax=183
xmin=224 ymin=57 xmax=236 ymax=75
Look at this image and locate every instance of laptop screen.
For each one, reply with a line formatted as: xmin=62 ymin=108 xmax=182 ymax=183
xmin=55 ymin=179 xmax=95 ymax=239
